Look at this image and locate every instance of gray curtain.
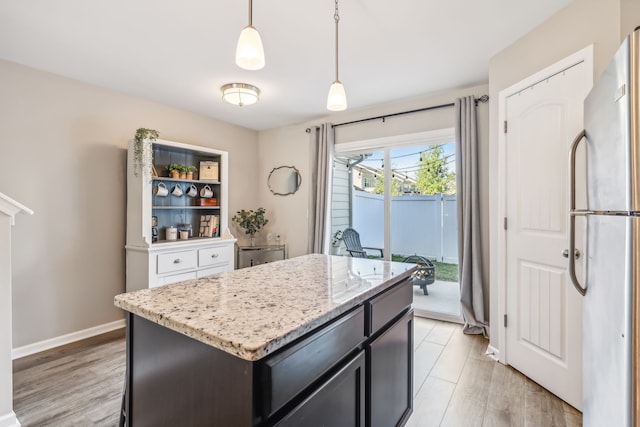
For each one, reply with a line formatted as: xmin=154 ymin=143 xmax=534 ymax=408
xmin=307 ymin=124 xmax=334 ymax=254
xmin=455 ymin=96 xmax=487 ymax=336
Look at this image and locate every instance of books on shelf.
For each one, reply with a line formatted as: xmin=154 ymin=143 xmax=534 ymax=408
xmin=199 ymin=214 xmax=219 ymax=237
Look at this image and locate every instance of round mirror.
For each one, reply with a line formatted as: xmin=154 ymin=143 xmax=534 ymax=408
xmin=268 ymin=166 xmax=301 ymax=196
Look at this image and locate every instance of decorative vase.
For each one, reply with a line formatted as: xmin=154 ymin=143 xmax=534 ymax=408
xmin=186 ymin=172 xmax=193 ymax=180
xmin=170 ymin=170 xmax=179 ymax=179
xmin=180 ymin=172 xmax=187 ymax=179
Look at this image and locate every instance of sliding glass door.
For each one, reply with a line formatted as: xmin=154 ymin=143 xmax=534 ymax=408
xmin=331 ymin=131 xmax=461 ymax=321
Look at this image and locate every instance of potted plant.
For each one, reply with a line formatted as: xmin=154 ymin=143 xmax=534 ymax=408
xmin=232 ymin=208 xmax=268 ymax=246
xmin=166 ymin=164 xmax=181 ymax=179
xmin=178 ymin=165 xmax=188 ymax=180
xmin=133 ymin=128 xmax=159 ymax=178
xmin=185 ymin=165 xmax=197 ymax=180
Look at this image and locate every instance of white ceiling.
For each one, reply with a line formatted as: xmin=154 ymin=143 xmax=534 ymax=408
xmin=0 ymin=0 xmax=571 ymax=131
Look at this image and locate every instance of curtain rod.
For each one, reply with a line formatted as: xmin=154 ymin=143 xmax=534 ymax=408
xmin=333 ymin=94 xmax=489 ymax=128
xmin=305 ymin=94 xmax=489 ymax=132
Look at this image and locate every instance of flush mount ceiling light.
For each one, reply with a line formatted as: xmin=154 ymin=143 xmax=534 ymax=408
xmin=236 ymin=0 xmax=265 ymax=70
xmin=221 ymin=83 xmax=260 ymax=107
xmin=327 ymin=0 xmax=347 ymax=111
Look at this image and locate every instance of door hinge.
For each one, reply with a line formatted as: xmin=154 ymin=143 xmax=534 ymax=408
xmin=504 ymin=217 xmax=507 ymax=230
xmin=504 ymin=314 xmax=508 ymax=328
xmin=504 ymin=120 xmax=508 ymax=133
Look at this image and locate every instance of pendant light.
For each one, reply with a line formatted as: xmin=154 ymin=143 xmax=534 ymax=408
xmin=236 ymin=0 xmax=265 ymax=70
xmin=327 ymin=0 xmax=347 ymax=111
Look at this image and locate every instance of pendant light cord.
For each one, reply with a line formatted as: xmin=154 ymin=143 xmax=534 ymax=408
xmin=334 ymin=0 xmax=340 ymax=82
xmin=249 ymin=0 xmax=253 ymax=26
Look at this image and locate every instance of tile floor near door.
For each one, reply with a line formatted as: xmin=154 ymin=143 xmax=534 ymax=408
xmin=12 ymin=318 xmax=583 ymax=426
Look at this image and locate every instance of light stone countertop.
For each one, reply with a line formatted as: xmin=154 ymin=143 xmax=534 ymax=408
xmin=114 ymin=254 xmax=416 ymax=361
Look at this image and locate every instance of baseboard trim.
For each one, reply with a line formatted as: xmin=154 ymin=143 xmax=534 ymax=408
xmin=0 ymin=411 xmax=21 ymax=427
xmin=12 ymin=319 xmax=125 ymax=360
xmin=485 ymin=344 xmax=500 ymax=361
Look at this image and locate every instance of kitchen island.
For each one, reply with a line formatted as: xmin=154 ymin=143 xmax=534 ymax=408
xmin=114 ymin=254 xmax=416 ymax=427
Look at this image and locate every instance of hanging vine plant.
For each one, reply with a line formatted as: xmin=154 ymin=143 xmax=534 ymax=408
xmin=133 ymin=128 xmax=159 ymax=177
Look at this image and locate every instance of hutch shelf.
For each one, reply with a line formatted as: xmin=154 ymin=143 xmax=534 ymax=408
xmin=126 ymin=138 xmax=236 ymax=291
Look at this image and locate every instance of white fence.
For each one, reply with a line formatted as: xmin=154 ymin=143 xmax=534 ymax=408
xmin=350 ymin=192 xmax=458 ymax=264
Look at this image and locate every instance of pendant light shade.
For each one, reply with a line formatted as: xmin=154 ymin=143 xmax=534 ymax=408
xmin=236 ymin=0 xmax=265 ymax=70
xmin=221 ymin=83 xmax=260 ymax=107
xmin=236 ymin=25 xmax=265 ymax=70
xmin=327 ymin=81 xmax=347 ymax=111
xmin=327 ymin=0 xmax=347 ymax=111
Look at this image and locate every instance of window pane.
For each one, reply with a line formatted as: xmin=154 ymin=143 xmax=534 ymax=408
xmin=389 ymin=143 xmax=460 ymax=318
xmin=330 ymin=151 xmax=384 ymax=255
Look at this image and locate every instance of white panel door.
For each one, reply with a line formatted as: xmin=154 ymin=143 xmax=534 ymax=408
xmin=504 ymin=59 xmax=591 ymax=409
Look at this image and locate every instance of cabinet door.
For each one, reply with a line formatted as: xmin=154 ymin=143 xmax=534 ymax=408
xmin=369 ymin=309 xmax=413 ymax=427
xmin=275 ymin=351 xmax=365 ymax=427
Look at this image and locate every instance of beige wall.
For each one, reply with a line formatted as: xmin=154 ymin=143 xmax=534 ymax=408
xmin=258 ymin=85 xmax=490 ymax=313
xmin=0 ymin=59 xmax=259 ymax=348
xmin=256 ymin=125 xmax=311 ymax=257
xmin=488 ymin=0 xmax=633 ymax=349
xmin=621 ymin=0 xmax=640 ymax=40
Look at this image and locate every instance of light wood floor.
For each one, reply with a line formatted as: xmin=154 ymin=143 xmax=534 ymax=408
xmin=13 ymin=317 xmax=582 ymax=426
xmin=408 ymin=317 xmax=582 ymax=427
xmin=13 ymin=329 xmax=125 ymax=426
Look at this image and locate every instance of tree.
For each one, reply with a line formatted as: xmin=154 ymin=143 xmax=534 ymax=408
xmin=416 ymin=145 xmax=456 ymax=195
xmin=373 ymin=172 xmax=402 ymax=196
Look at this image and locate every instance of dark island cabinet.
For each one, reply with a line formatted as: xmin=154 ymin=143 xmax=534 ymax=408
xmin=275 ymin=351 xmax=365 ymax=427
xmin=124 ymin=279 xmax=414 ymax=427
xmin=369 ymin=309 xmax=414 ymax=427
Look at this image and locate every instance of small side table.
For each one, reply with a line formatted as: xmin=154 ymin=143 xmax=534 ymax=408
xmin=236 ymin=244 xmax=286 ymax=269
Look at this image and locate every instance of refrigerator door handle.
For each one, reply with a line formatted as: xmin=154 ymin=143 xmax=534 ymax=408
xmin=569 ymin=129 xmax=587 ymax=296
xmin=562 ymin=248 xmax=581 ymax=259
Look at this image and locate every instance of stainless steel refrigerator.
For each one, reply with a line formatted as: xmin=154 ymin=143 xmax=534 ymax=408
xmin=569 ymin=28 xmax=640 ymax=427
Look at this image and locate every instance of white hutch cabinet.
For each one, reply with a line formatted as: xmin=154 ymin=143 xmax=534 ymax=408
xmin=126 ymin=139 xmax=236 ymax=292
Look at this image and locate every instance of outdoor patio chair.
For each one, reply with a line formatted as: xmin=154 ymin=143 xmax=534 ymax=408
xmin=342 ymin=228 xmax=384 ymax=259
xmin=402 ymin=255 xmax=435 ymax=295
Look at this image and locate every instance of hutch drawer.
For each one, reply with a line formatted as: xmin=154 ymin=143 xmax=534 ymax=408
xmin=198 ymin=245 xmax=233 ymax=268
xmin=157 ymin=250 xmax=197 ymax=274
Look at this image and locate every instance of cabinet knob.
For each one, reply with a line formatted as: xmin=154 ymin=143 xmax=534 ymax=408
xmin=211 ymin=253 xmax=219 ymax=258
xmin=173 ymin=259 xmax=182 ymax=264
